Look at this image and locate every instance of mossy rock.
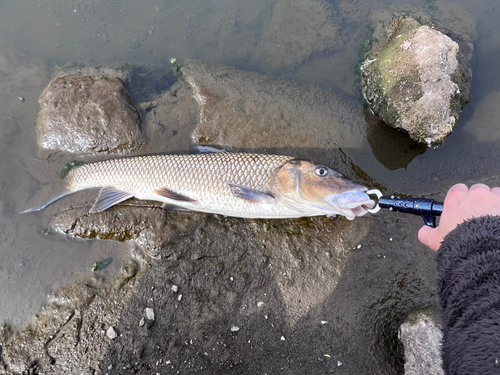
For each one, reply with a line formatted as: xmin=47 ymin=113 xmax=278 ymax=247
xmin=361 ymin=17 xmax=471 ymax=146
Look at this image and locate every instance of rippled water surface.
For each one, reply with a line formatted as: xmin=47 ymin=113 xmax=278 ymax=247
xmin=0 ymin=0 xmax=498 ymax=348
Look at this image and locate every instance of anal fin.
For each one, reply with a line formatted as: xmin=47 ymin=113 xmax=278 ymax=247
xmin=228 ymin=184 xmax=276 ymax=204
xmin=90 ymin=187 xmax=134 ymax=213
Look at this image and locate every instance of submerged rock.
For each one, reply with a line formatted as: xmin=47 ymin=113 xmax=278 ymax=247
xmin=182 ymin=60 xmax=367 ymax=152
xmin=361 ymin=16 xmax=471 ymax=146
xmin=37 ymin=74 xmax=144 ymax=156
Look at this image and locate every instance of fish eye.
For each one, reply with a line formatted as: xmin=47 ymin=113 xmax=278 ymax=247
xmin=314 ymin=166 xmax=328 ymax=177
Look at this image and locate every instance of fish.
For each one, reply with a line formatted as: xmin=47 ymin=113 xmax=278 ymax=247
xmin=23 ymin=148 xmax=377 ymax=220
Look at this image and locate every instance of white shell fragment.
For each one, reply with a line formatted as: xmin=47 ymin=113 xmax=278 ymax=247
xmin=146 ymin=307 xmax=155 ymax=321
xmin=106 ymin=326 xmax=118 ymax=339
xmin=257 ymin=301 xmax=264 ymax=307
xmin=171 ymin=285 xmax=179 ymax=292
xmin=231 ymin=326 xmax=240 ymax=332
xmin=139 ymin=318 xmax=145 ymax=327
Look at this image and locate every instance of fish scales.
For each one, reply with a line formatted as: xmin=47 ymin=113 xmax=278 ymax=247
xmin=66 ymin=152 xmax=295 ymax=218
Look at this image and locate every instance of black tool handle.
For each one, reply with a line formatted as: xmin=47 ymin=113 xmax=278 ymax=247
xmin=378 ymin=196 xmax=443 ymax=227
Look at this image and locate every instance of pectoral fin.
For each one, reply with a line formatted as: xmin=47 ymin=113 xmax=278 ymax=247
xmin=155 ymin=188 xmax=197 ymax=202
xmin=90 ymin=187 xmax=134 ymax=213
xmin=228 ymin=184 xmax=276 ymax=204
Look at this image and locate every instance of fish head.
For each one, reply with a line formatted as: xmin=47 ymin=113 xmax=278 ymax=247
xmin=273 ymin=160 xmax=376 ymax=220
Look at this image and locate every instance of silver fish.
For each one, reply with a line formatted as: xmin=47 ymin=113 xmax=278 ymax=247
xmin=24 ymin=150 xmax=377 ymax=220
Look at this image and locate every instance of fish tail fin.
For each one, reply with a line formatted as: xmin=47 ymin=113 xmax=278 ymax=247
xmin=21 ymin=158 xmax=88 ymax=213
xmin=21 ymin=180 xmax=73 ymax=213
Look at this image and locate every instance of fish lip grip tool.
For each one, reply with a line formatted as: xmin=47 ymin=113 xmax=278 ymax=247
xmin=366 ymin=189 xmax=443 ymax=228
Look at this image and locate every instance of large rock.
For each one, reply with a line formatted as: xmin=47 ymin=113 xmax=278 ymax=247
xmin=37 ymin=74 xmax=144 ymax=156
xmin=361 ymin=17 xmax=471 ymax=146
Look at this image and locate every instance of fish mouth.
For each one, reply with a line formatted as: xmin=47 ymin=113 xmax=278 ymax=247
xmin=326 ymin=190 xmax=376 ymax=220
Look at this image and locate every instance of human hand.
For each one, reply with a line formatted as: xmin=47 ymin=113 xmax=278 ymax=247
xmin=418 ymin=183 xmax=500 ymax=251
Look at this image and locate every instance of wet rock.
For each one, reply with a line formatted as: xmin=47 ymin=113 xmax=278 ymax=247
xmin=361 ymin=16 xmax=471 ymax=146
xmin=399 ymin=311 xmax=444 ymax=375
xmin=37 ymin=74 xmax=144 ymax=156
xmin=182 ymin=60 xmax=367 ymax=152
xmin=43 ymin=202 xmax=207 ymax=259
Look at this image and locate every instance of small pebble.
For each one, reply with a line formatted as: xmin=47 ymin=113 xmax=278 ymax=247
xmin=280 ymin=336 xmax=285 ymax=341
xmin=178 ymin=294 xmax=183 ymax=301
xmin=139 ymin=318 xmax=145 ymax=327
xmin=356 ymin=244 xmax=362 ymax=249
xmin=19 ymin=97 xmax=25 ymax=101
xmin=106 ymin=327 xmax=118 ymax=339
xmin=337 ymin=360 xmax=343 ymax=367
xmin=320 ymin=320 xmax=328 ymax=325
xmin=171 ymin=285 xmax=179 ymax=292
xmin=389 ymin=238 xmax=393 ymax=241
xmin=257 ymin=302 xmax=264 ymax=307
xmin=146 ymin=307 xmax=155 ymax=321
xmin=231 ymin=326 xmax=240 ymax=332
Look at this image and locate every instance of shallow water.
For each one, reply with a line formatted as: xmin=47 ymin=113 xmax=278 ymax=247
xmin=0 ymin=0 xmax=497 ymax=343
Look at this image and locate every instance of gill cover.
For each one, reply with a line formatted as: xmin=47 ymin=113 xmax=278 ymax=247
xmin=273 ymin=160 xmax=375 ymax=219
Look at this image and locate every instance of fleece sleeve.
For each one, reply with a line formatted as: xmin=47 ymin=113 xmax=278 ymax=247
xmin=436 ymin=215 xmax=500 ymax=375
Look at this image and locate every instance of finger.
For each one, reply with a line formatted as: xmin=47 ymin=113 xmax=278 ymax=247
xmin=490 ymin=187 xmax=500 ymax=195
xmin=470 ymin=183 xmax=490 ymax=191
xmin=418 ymin=225 xmax=439 ymax=251
xmin=448 ymin=183 xmax=468 ymax=193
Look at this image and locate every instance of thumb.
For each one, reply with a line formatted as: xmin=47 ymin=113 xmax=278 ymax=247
xmin=418 ymin=225 xmax=439 ymax=251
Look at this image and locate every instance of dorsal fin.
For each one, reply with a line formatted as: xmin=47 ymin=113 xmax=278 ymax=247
xmin=189 ymin=145 xmax=227 ymax=154
xmin=228 ymin=184 xmax=276 ymax=204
